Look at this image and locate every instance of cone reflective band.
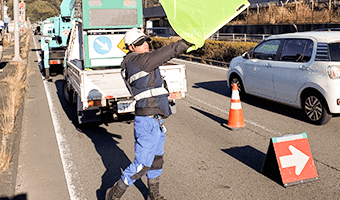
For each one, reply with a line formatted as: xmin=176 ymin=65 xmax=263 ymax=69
xmin=227 ymin=83 xmax=245 ymax=130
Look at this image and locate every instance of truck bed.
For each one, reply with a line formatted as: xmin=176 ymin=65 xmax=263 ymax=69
xmin=66 ymin=60 xmax=132 ymax=102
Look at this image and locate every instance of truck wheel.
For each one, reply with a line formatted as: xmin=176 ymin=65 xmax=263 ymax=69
xmin=302 ymin=93 xmax=332 ymax=125
xmin=63 ymin=80 xmax=75 ymax=104
xmin=45 ymin=68 xmax=50 ymax=79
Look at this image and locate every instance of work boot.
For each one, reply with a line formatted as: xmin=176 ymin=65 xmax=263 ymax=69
xmin=147 ymin=176 xmax=167 ymax=200
xmin=105 ymin=179 xmax=128 ymax=200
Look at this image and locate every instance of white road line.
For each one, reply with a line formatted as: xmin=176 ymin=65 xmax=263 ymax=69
xmin=186 ymin=94 xmax=282 ymax=136
xmin=33 ymin=35 xmax=84 ymax=200
xmin=171 ymin=58 xmax=282 ymax=136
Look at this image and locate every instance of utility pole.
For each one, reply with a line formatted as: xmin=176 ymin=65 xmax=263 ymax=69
xmin=12 ymin=0 xmax=21 ymax=61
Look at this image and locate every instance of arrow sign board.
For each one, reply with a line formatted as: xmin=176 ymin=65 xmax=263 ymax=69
xmin=88 ymin=35 xmax=126 ymax=59
xmin=262 ymin=133 xmax=318 ymax=187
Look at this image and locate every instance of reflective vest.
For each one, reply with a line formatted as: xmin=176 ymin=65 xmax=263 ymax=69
xmin=122 ymin=56 xmax=171 ymax=117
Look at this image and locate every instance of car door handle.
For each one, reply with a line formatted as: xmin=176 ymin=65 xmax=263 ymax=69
xmin=299 ymin=65 xmax=309 ymax=71
xmin=265 ymin=63 xmax=272 ymax=68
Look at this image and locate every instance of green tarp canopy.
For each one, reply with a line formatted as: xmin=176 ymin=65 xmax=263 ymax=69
xmin=159 ymin=0 xmax=250 ymax=52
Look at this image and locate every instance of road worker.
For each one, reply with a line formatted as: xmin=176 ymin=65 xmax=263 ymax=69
xmin=105 ymin=28 xmax=191 ymax=200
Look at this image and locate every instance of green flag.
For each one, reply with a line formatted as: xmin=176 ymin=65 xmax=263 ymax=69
xmin=159 ymin=0 xmax=250 ymax=52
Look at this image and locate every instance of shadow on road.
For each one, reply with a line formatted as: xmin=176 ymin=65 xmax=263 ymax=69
xmin=193 ymin=80 xmax=230 ymax=97
xmin=53 ymin=79 xmax=148 ymax=199
xmin=222 ymin=146 xmax=266 ymax=172
xmin=81 ymin=126 xmax=148 ymax=200
xmin=0 ymin=194 xmax=27 ymax=200
xmin=190 ymin=106 xmax=228 ymax=127
xmin=0 ymin=62 xmax=7 ymax=70
xmin=222 ymin=145 xmax=283 ymax=186
xmin=193 ymin=80 xmax=309 ymax=123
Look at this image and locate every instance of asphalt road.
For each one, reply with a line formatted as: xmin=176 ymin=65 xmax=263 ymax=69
xmin=13 ymin=34 xmax=340 ymax=200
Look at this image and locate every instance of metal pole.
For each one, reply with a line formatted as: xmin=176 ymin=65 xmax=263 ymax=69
xmin=1 ymin=0 xmax=4 ymax=35
xmin=295 ymin=0 xmax=298 ymax=23
xmin=312 ymin=0 xmax=314 ymax=24
xmin=12 ymin=0 xmax=22 ymax=61
xmin=268 ymin=3 xmax=271 ymax=24
xmin=329 ymin=0 xmax=332 ymax=23
xmin=257 ymin=4 xmax=259 ymax=24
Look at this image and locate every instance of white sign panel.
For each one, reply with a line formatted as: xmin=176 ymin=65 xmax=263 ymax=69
xmin=88 ymin=35 xmax=126 ymax=59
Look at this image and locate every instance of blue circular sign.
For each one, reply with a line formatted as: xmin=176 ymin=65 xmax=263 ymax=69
xmin=94 ymin=36 xmax=112 ymax=54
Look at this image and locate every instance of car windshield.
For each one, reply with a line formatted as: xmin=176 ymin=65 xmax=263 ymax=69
xmin=329 ymin=43 xmax=340 ymax=61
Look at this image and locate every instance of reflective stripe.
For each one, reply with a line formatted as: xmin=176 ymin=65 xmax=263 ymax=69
xmin=128 ymin=71 xmax=149 ymax=84
xmin=231 ymin=102 xmax=242 ymax=110
xmin=231 ymin=90 xmax=240 ymax=100
xmin=134 ymin=87 xmax=168 ymax=101
xmin=137 ymin=164 xmax=143 ymax=173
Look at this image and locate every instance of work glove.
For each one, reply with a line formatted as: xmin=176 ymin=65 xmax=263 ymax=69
xmin=177 ymin=39 xmax=195 ymax=53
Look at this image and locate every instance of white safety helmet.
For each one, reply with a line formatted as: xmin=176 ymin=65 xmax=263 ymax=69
xmin=124 ymin=28 xmax=149 ymax=48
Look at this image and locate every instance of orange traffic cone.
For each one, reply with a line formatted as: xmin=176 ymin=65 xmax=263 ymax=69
xmin=226 ymin=83 xmax=245 ymax=130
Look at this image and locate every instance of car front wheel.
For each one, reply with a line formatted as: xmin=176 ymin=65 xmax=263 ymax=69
xmin=303 ymin=94 xmax=332 ymax=125
xmin=229 ymin=76 xmax=244 ymax=95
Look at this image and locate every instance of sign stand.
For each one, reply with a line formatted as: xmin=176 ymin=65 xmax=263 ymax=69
xmin=261 ymin=133 xmax=318 ymax=187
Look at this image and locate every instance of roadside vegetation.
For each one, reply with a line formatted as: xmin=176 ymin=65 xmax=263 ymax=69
xmin=150 ymin=37 xmax=257 ymax=63
xmin=0 ymin=31 xmax=30 ymax=172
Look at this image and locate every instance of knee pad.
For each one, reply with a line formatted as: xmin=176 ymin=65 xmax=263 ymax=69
xmin=150 ymin=155 xmax=164 ymax=170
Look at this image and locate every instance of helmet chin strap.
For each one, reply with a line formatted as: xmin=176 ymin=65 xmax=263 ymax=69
xmin=131 ymin=44 xmax=139 ymax=54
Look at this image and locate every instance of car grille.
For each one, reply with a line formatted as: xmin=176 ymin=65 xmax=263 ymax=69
xmin=315 ymin=43 xmax=330 ymax=61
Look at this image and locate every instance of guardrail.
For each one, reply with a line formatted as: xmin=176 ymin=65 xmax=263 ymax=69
xmin=210 ymin=33 xmax=271 ymax=42
xmin=178 ymin=54 xmax=230 ymax=68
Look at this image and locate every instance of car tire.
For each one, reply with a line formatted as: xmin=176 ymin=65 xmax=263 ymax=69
xmin=229 ymin=75 xmax=245 ymax=96
xmin=302 ymin=93 xmax=332 ymax=125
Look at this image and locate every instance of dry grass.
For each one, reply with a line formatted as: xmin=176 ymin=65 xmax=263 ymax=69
xmin=0 ymin=140 xmax=11 ymax=171
xmin=3 ymin=34 xmax=14 ymax=48
xmin=233 ymin=2 xmax=340 ymax=25
xmin=0 ymin=30 xmax=30 ymax=172
xmin=0 ymin=62 xmax=27 ymax=134
xmin=20 ymin=31 xmax=31 ymax=59
xmin=2 ymin=55 xmax=12 ymax=60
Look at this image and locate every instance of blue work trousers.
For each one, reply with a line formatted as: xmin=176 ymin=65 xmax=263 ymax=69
xmin=121 ymin=116 xmax=166 ymax=186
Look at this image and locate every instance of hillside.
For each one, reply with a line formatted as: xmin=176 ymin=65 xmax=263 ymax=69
xmin=6 ymin=0 xmax=61 ymax=22
xmin=6 ymin=0 xmax=159 ymax=23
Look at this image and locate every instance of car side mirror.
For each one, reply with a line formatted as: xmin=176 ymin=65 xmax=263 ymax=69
xmin=242 ymin=52 xmax=249 ymax=59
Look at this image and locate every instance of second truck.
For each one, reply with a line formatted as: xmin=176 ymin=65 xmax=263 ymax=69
xmin=41 ymin=0 xmax=80 ymax=79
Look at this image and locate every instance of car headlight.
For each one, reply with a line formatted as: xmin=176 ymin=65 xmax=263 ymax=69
xmin=327 ymin=65 xmax=340 ymax=79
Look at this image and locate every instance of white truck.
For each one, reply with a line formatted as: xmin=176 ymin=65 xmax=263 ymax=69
xmin=63 ymin=0 xmax=187 ymax=124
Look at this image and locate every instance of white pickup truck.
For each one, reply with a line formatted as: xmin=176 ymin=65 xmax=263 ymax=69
xmin=63 ymin=22 xmax=187 ymax=124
